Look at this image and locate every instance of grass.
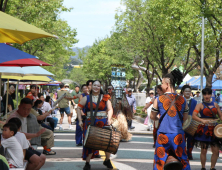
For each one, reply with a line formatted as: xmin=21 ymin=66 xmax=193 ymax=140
xmin=136 ymin=106 xmax=147 ymax=118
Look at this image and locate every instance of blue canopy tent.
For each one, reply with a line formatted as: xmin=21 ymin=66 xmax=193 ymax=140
xmin=0 ymin=43 xmax=36 ymax=63
xmin=179 ymin=76 xmax=201 ymax=89
xmin=182 ymin=74 xmax=222 ymax=90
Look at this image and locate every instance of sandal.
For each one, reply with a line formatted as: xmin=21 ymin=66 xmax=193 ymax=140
xmin=43 ymin=149 xmax=56 ymax=155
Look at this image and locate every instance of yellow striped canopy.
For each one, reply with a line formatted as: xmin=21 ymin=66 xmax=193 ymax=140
xmin=0 ymin=11 xmax=56 ymax=44
xmin=2 ymin=75 xmax=52 ymax=81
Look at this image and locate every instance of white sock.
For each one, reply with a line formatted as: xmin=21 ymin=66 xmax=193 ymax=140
xmin=69 ymin=124 xmax=71 ymax=128
xmin=60 ymin=125 xmax=62 ymax=128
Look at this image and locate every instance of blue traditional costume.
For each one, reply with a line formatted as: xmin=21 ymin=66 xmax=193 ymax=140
xmin=78 ymin=94 xmax=110 ymax=160
xmin=194 ymin=101 xmax=220 ymax=148
xmin=185 ymin=98 xmax=197 ymax=159
xmin=75 ymin=93 xmax=88 ymax=145
xmin=153 ymin=93 xmax=190 ymax=170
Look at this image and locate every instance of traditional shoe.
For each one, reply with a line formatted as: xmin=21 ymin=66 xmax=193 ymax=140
xmin=94 ymin=154 xmax=101 ymax=158
xmin=83 ymin=162 xmax=91 ymax=170
xmin=210 ymin=168 xmax=216 ymax=170
xmin=188 ymin=156 xmax=193 ymax=160
xmin=76 ymin=143 xmax=83 ymax=146
xmin=201 ymin=168 xmax=206 ymax=170
xmin=103 ymin=159 xmax=113 ymax=169
xmin=153 ymin=144 xmax=155 ymax=148
xmin=43 ymin=150 xmax=56 ymax=155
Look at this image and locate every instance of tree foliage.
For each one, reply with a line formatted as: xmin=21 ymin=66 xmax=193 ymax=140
xmin=4 ymin=0 xmax=78 ymax=80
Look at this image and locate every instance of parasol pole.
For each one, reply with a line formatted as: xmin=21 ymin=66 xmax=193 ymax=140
xmin=5 ymin=79 xmax=9 ymax=119
xmin=0 ymin=73 xmax=1 ymax=115
xmin=16 ymin=81 xmax=19 ymax=109
xmin=200 ymin=16 xmax=204 ymax=102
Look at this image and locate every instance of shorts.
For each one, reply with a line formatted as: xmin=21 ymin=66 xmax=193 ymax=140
xmin=60 ymin=107 xmax=70 ymax=115
xmin=25 ymin=147 xmax=41 ymax=162
xmin=8 ymin=162 xmax=16 ymax=168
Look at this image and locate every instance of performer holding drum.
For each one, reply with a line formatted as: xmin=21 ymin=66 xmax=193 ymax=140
xmin=77 ymin=80 xmax=113 ymax=170
xmin=151 ymin=69 xmax=190 ymax=170
xmin=192 ymin=88 xmax=222 ymax=170
xmin=181 ymin=85 xmax=197 ymax=160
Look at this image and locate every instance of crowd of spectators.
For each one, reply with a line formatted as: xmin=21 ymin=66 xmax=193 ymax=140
xmin=0 ymin=84 xmax=59 ymax=169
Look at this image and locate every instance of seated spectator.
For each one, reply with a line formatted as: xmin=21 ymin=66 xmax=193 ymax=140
xmin=7 ymin=98 xmax=56 ymax=155
xmin=45 ymin=96 xmax=58 ymax=130
xmin=8 ymin=118 xmax=46 ymax=170
xmin=0 ymin=123 xmax=23 ymax=168
xmin=33 ymin=100 xmax=53 ymax=131
xmin=38 ymin=94 xmax=56 ymax=131
xmin=26 ymin=85 xmax=38 ymax=102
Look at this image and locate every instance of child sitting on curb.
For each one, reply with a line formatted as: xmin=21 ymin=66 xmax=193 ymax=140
xmin=0 ymin=123 xmax=23 ymax=168
xmin=8 ymin=118 xmax=46 ymax=170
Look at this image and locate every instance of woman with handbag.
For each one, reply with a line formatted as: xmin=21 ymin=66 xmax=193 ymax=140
xmin=192 ymin=88 xmax=222 ymax=170
xmin=77 ymin=80 xmax=113 ymax=170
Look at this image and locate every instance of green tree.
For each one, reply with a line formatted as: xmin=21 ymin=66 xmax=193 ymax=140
xmin=5 ymin=0 xmax=78 ymax=80
xmin=147 ymin=0 xmax=222 ymax=88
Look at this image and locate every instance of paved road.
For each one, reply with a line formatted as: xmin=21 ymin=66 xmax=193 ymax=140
xmin=37 ymin=114 xmax=222 ymax=170
xmin=37 ymin=132 xmax=222 ymax=170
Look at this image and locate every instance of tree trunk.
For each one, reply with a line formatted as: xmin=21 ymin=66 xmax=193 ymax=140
xmin=0 ymin=0 xmax=8 ymax=12
xmin=205 ymin=74 xmax=213 ymax=89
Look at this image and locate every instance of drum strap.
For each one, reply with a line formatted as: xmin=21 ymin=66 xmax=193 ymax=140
xmin=188 ymin=99 xmax=192 ymax=114
xmin=203 ymin=102 xmax=217 ymax=118
xmin=106 ymin=128 xmax=113 ymax=152
xmin=90 ymin=94 xmax=102 ymax=125
xmin=159 ymin=95 xmax=179 ymax=125
xmin=167 ymin=95 xmax=183 ymax=122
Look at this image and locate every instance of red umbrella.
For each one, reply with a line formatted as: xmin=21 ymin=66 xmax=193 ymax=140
xmin=0 ymin=58 xmax=51 ymax=67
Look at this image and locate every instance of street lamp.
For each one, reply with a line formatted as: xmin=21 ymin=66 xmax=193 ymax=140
xmin=200 ymin=16 xmax=204 ymax=101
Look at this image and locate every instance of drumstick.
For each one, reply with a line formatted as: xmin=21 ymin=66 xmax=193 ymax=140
xmin=209 ymin=118 xmax=220 ymax=122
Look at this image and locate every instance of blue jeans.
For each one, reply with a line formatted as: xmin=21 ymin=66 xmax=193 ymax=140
xmin=41 ymin=123 xmax=53 ymax=131
xmin=60 ymin=107 xmax=70 ymax=115
xmin=52 ymin=117 xmax=58 ymax=128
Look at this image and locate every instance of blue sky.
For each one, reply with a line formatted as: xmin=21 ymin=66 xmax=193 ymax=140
xmin=60 ymin=0 xmax=125 ymax=48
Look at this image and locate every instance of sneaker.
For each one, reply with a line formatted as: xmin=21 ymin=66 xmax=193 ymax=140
xmin=130 ymin=126 xmax=135 ymax=130
xmin=59 ymin=127 xmax=63 ymax=131
xmin=103 ymin=159 xmax=113 ymax=169
xmin=83 ymin=162 xmax=91 ymax=170
xmin=210 ymin=168 xmax=216 ymax=170
xmin=201 ymin=168 xmax=206 ymax=170
xmin=76 ymin=143 xmax=83 ymax=146
xmin=69 ymin=126 xmax=73 ymax=130
xmin=43 ymin=150 xmax=56 ymax=155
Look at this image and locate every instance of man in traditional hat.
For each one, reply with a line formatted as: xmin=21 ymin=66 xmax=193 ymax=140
xmin=126 ymin=88 xmax=136 ymax=130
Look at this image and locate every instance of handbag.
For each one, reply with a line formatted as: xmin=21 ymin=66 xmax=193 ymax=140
xmin=144 ymin=116 xmax=149 ymax=125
